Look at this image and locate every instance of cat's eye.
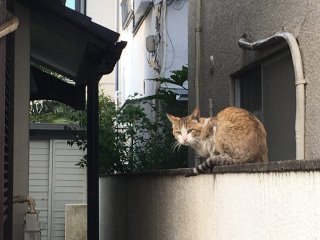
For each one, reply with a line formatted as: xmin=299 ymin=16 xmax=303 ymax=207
xmin=187 ymin=129 xmax=194 ymax=134
xmin=174 ymin=130 xmax=181 ymax=135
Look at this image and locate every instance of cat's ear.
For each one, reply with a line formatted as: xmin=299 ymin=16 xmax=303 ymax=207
xmin=191 ymin=107 xmax=200 ymax=121
xmin=166 ymin=113 xmax=180 ymax=124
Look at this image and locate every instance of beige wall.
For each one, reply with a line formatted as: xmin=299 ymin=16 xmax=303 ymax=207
xmin=188 ymin=0 xmax=320 ymax=160
xmin=86 ymin=0 xmax=117 ymax=99
xmin=100 ymin=169 xmax=320 ymax=240
xmin=13 ymin=3 xmax=30 ymax=240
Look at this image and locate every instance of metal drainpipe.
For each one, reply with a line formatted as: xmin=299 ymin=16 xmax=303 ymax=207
xmin=194 ymin=0 xmax=201 ymax=107
xmin=0 ymin=10 xmax=19 ymax=39
xmin=87 ymin=72 xmax=100 ymax=240
xmin=238 ymin=32 xmax=306 ymax=160
xmin=156 ymin=0 xmax=167 ymax=93
xmin=115 ymin=0 xmax=119 ymax=95
xmin=154 ymin=0 xmax=167 ymax=119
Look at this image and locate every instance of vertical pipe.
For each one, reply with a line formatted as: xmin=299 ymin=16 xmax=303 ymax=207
xmin=156 ymin=0 xmax=167 ymax=88
xmin=115 ymin=0 xmax=119 ymax=93
xmin=154 ymin=0 xmax=167 ymax=119
xmin=238 ymin=32 xmax=306 ymax=160
xmin=87 ymin=73 xmax=99 ymax=240
xmin=194 ymin=0 xmax=201 ymax=107
xmin=160 ymin=0 xmax=167 ymax=77
xmin=0 ymin=3 xmax=6 ymax=239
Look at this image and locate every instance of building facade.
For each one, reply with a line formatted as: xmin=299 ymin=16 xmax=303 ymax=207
xmin=116 ymin=0 xmax=188 ymax=106
xmin=188 ymin=0 xmax=320 ymax=162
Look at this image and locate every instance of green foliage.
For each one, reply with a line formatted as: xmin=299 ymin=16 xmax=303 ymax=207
xmin=30 ymin=100 xmax=77 ymax=124
xmin=133 ymin=65 xmax=188 ymax=107
xmin=30 ymin=66 xmax=189 ymax=174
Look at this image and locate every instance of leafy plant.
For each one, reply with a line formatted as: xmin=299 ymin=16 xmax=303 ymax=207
xmin=30 ymin=66 xmax=189 ymax=174
xmin=30 ymin=100 xmax=77 ymax=123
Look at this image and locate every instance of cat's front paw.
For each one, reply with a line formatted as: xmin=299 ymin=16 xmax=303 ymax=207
xmin=185 ymin=168 xmax=199 ymax=177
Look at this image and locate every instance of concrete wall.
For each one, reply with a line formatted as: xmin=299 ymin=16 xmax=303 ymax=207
xmin=100 ymin=164 xmax=320 ymax=240
xmin=188 ymin=0 xmax=320 ymax=160
xmin=13 ymin=3 xmax=30 ymax=240
xmin=65 ymin=204 xmax=87 ymax=240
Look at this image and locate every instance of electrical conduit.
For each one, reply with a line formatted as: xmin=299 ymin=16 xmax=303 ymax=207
xmin=0 ymin=9 xmax=19 ymax=39
xmin=238 ymin=32 xmax=306 ymax=160
xmin=194 ymin=0 xmax=201 ymax=107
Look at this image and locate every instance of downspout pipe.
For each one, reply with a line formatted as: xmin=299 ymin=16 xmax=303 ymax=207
xmin=194 ymin=0 xmax=201 ymax=107
xmin=0 ymin=10 xmax=19 ymax=39
xmin=155 ymin=0 xmax=167 ymax=92
xmin=238 ymin=32 xmax=306 ymax=160
xmin=154 ymin=0 xmax=167 ymax=119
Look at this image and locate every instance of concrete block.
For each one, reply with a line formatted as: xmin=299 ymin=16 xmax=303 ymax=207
xmin=65 ymin=204 xmax=87 ymax=240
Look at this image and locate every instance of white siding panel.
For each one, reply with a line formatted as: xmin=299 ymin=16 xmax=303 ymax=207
xmin=51 ymin=140 xmax=86 ymax=240
xmin=55 ymin=174 xmax=84 ymax=181
xmin=29 ymin=179 xmax=49 ymax=186
xmin=29 ymin=173 xmax=49 ymax=180
xmin=29 ymin=139 xmax=86 ymax=240
xmin=29 ymin=140 xmax=50 ymax=240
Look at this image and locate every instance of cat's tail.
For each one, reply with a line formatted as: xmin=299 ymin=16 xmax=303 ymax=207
xmin=185 ymin=155 xmax=241 ymax=177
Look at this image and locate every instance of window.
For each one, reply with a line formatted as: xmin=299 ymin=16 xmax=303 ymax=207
xmin=65 ymin=0 xmax=86 ymax=13
xmin=233 ymin=50 xmax=296 ymax=161
xmin=133 ymin=0 xmax=152 ymax=33
xmin=121 ymin=0 xmax=133 ymax=29
xmin=234 ymin=67 xmax=262 ymax=119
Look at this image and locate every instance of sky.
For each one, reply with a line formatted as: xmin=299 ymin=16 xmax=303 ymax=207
xmin=65 ymin=0 xmax=75 ymax=9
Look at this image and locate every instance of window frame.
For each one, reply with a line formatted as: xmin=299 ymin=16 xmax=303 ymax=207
xmin=233 ymin=65 xmax=263 ymax=120
xmin=121 ymin=0 xmax=134 ymax=29
xmin=231 ymin=47 xmax=296 ymax=162
xmin=231 ymin=44 xmax=290 ymax=112
xmin=132 ymin=0 xmax=153 ymax=34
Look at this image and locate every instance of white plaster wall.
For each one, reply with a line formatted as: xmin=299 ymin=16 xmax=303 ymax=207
xmin=118 ymin=10 xmax=157 ymax=101
xmin=100 ymin=171 xmax=320 ymax=240
xmin=164 ymin=1 xmax=188 ymax=77
xmin=117 ymin=0 xmax=188 ymax=104
xmin=86 ymin=0 xmax=116 ymax=99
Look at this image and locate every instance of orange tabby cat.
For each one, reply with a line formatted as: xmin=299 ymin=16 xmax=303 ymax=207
xmin=167 ymin=107 xmax=268 ymax=176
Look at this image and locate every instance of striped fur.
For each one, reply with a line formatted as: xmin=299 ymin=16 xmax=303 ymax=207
xmin=186 ymin=155 xmax=243 ymax=177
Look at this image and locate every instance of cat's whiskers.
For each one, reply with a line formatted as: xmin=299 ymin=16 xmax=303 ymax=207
xmin=171 ymin=141 xmax=182 ymax=153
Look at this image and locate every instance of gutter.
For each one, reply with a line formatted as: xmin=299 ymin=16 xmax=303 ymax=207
xmin=238 ymin=32 xmax=306 ymax=160
xmin=0 ymin=10 xmax=19 ymax=39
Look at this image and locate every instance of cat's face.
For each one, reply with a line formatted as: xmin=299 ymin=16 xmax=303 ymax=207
xmin=167 ymin=108 xmax=203 ymax=147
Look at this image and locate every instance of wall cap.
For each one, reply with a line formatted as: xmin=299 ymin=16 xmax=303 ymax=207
xmin=99 ymin=159 xmax=320 ymax=177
